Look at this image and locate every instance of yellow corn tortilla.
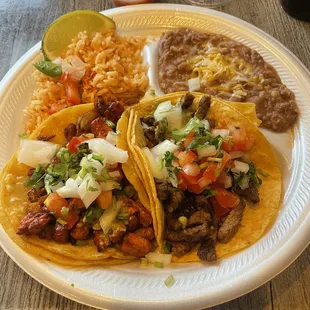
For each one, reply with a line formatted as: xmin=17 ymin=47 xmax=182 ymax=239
xmin=0 ymin=103 xmax=151 ymax=265
xmin=129 ymin=92 xmax=282 ymax=261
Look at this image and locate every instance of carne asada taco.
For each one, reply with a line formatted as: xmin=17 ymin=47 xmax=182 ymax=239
xmin=128 ymin=92 xmax=282 ymax=262
xmin=0 ymin=99 xmax=156 ymax=265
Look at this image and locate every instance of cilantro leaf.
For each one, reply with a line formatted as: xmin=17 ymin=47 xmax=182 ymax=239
xmin=24 ymin=165 xmax=45 ymax=188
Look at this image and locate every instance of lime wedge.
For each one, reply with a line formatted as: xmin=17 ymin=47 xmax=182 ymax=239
xmin=42 ymin=10 xmax=115 ymax=60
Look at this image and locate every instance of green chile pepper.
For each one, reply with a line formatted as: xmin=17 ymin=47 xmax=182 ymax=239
xmin=33 ymin=60 xmax=62 ymax=77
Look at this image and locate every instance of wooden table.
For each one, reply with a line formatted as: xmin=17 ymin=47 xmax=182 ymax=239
xmin=0 ymin=0 xmax=309 ymax=309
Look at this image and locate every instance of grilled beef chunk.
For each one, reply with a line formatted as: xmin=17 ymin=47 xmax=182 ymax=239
xmin=187 ymin=210 xmax=211 ymax=227
xmin=166 ymin=188 xmax=185 ymax=214
xmin=217 ymin=199 xmax=245 ymax=243
xmin=166 ymin=223 xmax=210 ymax=243
xmin=195 ymin=95 xmax=211 ymax=120
xmin=27 ymin=188 xmax=40 ymax=203
xmin=141 ymin=115 xmax=155 ymax=126
xmin=90 ymin=116 xmax=111 ymax=138
xmin=121 ymin=233 xmax=152 ymax=257
xmin=17 ymin=211 xmax=54 ymax=235
xmin=171 ymin=242 xmax=194 ymax=257
xmin=127 ymin=214 xmax=139 ymax=232
xmin=70 ymin=220 xmax=90 ymax=240
xmin=64 ymin=123 xmax=77 ymax=142
xmin=53 ymin=223 xmax=69 ymax=243
xmin=234 ymin=181 xmax=259 ymax=203
xmin=37 ymin=135 xmax=56 ymax=141
xmin=135 ymin=227 xmax=155 ymax=241
xmin=167 ymin=215 xmax=182 ymax=231
xmin=207 ymin=118 xmax=216 ymax=129
xmin=180 ymin=93 xmax=195 ymax=110
xmin=173 ymin=195 xmax=195 ymax=218
xmin=93 ymin=230 xmax=111 ymax=252
xmin=156 ymin=182 xmax=169 ymax=200
xmin=95 ymin=96 xmax=108 ymax=115
xmin=38 ymin=224 xmax=54 ymax=240
xmin=194 ymin=195 xmax=212 ymax=211
xmin=109 ymin=221 xmax=126 ymax=244
xmin=155 ymin=118 xmax=168 ymax=142
xmin=144 ymin=126 xmax=157 ymax=147
xmin=103 ymin=101 xmax=124 ymax=124
xmin=197 ymin=238 xmax=217 ymax=262
xmin=138 ymin=206 xmax=153 ymax=227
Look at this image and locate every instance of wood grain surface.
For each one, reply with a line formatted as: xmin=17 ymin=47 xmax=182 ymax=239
xmin=0 ymin=0 xmax=309 ymax=309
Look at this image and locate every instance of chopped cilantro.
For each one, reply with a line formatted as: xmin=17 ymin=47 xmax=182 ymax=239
xmin=71 ymin=283 xmax=75 ymax=287
xmin=84 ymin=205 xmax=104 ymax=224
xmin=24 ymin=165 xmax=45 ymax=188
xmin=163 ymin=151 xmax=177 ymax=168
xmin=105 ymin=120 xmax=115 ymax=129
xmin=163 ymin=241 xmax=172 ymax=254
xmin=150 ymin=89 xmax=156 ymax=96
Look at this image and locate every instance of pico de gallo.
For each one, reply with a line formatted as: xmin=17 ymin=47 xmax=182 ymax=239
xmin=140 ymin=93 xmax=263 ymax=261
xmin=16 ymin=99 xmax=154 ymax=258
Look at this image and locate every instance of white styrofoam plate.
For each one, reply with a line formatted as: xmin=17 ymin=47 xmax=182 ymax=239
xmin=0 ymin=4 xmax=309 ymax=310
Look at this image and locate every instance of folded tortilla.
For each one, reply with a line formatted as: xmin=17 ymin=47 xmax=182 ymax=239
xmin=0 ymin=103 xmax=151 ymax=265
xmin=128 ymin=92 xmax=282 ymax=262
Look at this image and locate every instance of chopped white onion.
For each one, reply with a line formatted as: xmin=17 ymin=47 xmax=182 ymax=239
xmin=100 ymin=180 xmax=120 ymax=192
xmin=197 ymin=145 xmax=216 ymax=158
xmin=50 ymin=181 xmax=64 ymax=193
xmin=78 ymin=174 xmax=101 ymax=208
xmin=53 ymin=56 xmax=85 ymax=82
xmin=151 ymin=140 xmax=179 ymax=158
xmin=154 ymin=100 xmax=183 ymax=130
xmin=99 ymin=198 xmax=122 ymax=234
xmin=188 ymin=77 xmax=201 ymax=92
xmin=142 ymin=147 xmax=165 ymax=179
xmin=84 ymin=138 xmax=128 ymax=164
xmin=145 ymin=252 xmax=172 ymax=266
xmin=183 ymin=163 xmax=200 ymax=176
xmin=229 ymin=150 xmax=245 ymax=159
xmin=231 ymin=160 xmax=249 ymax=174
xmin=80 ymin=154 xmax=104 ymax=175
xmin=211 ymin=129 xmax=230 ymax=139
xmin=106 ymin=131 xmax=117 ymax=146
xmin=18 ymin=140 xmax=61 ymax=168
xmin=57 ymin=178 xmax=80 ymax=198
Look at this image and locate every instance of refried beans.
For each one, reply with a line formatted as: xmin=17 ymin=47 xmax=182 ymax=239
xmin=158 ymin=28 xmax=298 ymax=132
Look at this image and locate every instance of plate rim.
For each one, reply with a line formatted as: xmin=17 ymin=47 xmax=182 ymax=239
xmin=0 ymin=4 xmax=309 ymax=310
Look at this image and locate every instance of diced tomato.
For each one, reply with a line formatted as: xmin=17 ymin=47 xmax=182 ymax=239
xmin=210 ymin=197 xmax=230 ymax=219
xmin=222 ymin=139 xmax=233 ymax=152
xmin=48 ymin=102 xmax=68 ymax=115
xmin=231 ymin=136 xmax=255 ymax=151
xmin=177 ymin=150 xmax=198 ymax=167
xmin=179 ymin=170 xmax=199 ymax=185
xmin=61 ymin=72 xmax=81 ymax=105
xmin=68 ymin=198 xmax=85 ymax=209
xmin=177 ymin=171 xmax=188 ymax=191
xmin=232 ymin=127 xmax=246 ymax=143
xmin=67 ymin=135 xmax=89 ymax=153
xmin=198 ymin=177 xmax=212 ymax=189
xmin=202 ymin=162 xmax=218 ymax=182
xmin=184 ymin=130 xmax=195 ymax=149
xmin=220 ymin=151 xmax=231 ymax=169
xmin=214 ymin=188 xmax=240 ymax=209
xmin=188 ymin=183 xmax=204 ymax=194
xmin=44 ymin=193 xmax=79 ymax=229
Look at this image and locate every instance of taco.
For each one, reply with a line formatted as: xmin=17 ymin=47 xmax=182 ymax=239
xmin=0 ymin=99 xmax=156 ymax=265
xmin=127 ymin=92 xmax=282 ymax=262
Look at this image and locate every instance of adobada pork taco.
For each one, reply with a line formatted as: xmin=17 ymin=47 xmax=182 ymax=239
xmin=0 ymin=99 xmax=156 ymax=266
xmin=127 ymin=92 xmax=282 ymax=262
